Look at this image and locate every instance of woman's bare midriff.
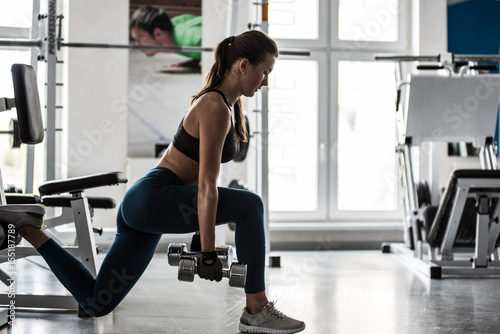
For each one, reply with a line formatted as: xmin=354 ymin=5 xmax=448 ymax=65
xmin=155 ymin=145 xmax=199 ymax=185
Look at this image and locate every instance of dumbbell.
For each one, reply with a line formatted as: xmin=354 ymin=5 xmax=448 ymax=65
xmin=177 ymin=256 xmax=247 ymax=288
xmin=167 ymin=242 xmax=234 ymax=268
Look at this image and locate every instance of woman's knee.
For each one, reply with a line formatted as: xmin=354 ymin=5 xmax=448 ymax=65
xmin=235 ymin=192 xmax=266 ymax=242
xmin=244 ymin=191 xmax=264 ymax=218
xmin=81 ymin=297 xmax=120 ymax=317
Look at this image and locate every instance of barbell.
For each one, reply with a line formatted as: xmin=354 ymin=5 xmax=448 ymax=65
xmin=0 ymin=39 xmax=310 ymax=57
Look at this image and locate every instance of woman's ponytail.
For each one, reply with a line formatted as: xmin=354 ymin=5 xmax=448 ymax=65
xmin=192 ymin=31 xmax=278 ymax=142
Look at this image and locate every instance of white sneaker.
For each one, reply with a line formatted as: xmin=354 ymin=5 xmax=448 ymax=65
xmin=0 ymin=204 xmax=45 ymax=232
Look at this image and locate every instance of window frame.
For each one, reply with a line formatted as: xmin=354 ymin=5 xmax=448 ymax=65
xmin=329 ymin=51 xmax=403 ymax=222
xmin=331 ymin=0 xmax=409 ymax=52
xmin=268 ymin=51 xmax=329 ymax=222
xmin=268 ymin=0 xmax=328 ymax=49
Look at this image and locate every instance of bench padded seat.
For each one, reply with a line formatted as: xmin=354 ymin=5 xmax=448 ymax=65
xmin=6 ymin=193 xmax=116 ymax=209
xmin=39 ymin=172 xmax=127 ymax=196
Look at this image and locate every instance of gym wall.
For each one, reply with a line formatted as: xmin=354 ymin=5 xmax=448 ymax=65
xmin=64 ymin=0 xmax=129 ymax=227
xmin=447 ymin=0 xmax=500 ymax=57
xmin=448 ymin=0 xmax=500 ymax=155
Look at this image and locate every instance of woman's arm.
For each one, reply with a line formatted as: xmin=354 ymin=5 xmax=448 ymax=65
xmin=197 ymin=100 xmax=231 ymax=253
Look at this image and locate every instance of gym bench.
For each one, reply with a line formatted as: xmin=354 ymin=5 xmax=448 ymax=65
xmin=0 ymin=64 xmax=127 ymax=314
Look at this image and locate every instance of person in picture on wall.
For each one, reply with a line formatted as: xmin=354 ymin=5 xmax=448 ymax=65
xmin=130 ymin=5 xmax=202 ymax=72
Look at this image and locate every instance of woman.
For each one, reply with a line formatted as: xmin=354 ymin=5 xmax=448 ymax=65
xmin=11 ymin=30 xmax=305 ymax=334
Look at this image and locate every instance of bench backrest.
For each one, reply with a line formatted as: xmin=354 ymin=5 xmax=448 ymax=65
xmin=11 ymin=64 xmax=44 ymax=145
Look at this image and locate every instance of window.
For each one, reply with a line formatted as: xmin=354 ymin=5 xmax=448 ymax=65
xmin=268 ymin=0 xmax=319 ymax=40
xmin=336 ymin=60 xmax=397 ymax=211
xmin=338 ymin=0 xmax=398 ymax=42
xmin=0 ymin=1 xmax=33 ymax=28
xmin=269 ymin=59 xmax=319 ymax=212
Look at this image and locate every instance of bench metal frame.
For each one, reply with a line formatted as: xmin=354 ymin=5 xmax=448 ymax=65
xmin=0 ymin=176 xmax=100 ymax=311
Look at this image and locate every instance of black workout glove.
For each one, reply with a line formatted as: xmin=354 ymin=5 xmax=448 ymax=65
xmin=197 ymin=251 xmax=223 ymax=282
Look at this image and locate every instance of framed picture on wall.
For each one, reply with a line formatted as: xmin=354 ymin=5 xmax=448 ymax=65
xmin=128 ymin=0 xmax=203 ymax=158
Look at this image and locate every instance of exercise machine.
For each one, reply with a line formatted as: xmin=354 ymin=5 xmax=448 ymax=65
xmin=379 ymin=53 xmax=500 ymax=278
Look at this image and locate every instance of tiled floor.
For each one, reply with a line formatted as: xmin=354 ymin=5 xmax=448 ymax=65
xmin=3 ymin=249 xmax=500 ymax=334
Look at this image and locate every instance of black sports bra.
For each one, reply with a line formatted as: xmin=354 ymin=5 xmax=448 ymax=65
xmin=171 ymin=89 xmax=240 ymax=163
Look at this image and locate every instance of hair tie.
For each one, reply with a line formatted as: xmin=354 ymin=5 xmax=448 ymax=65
xmin=228 ymin=36 xmax=235 ymax=45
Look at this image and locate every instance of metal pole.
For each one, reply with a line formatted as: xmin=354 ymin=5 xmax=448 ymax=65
xmin=376 ymin=54 xmax=500 ymax=63
xmin=60 ymin=42 xmax=214 ymax=53
xmin=279 ymin=50 xmax=310 ymax=57
xmin=403 ymin=144 xmax=418 ymax=211
xmin=0 ymin=39 xmax=41 ymax=48
xmin=62 ymin=42 xmax=310 ymax=57
xmin=455 ymin=55 xmax=500 ymax=62
xmin=259 ymin=0 xmax=271 ymax=266
xmin=228 ymin=0 xmax=240 ymax=36
xmin=0 ymin=39 xmax=309 ymax=57
xmin=25 ymin=0 xmax=42 ymax=193
xmin=45 ymin=0 xmax=57 ymax=181
xmin=375 ymin=55 xmax=439 ymax=62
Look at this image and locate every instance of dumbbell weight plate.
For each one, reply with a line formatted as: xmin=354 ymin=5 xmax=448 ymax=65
xmin=227 ymin=263 xmax=247 ymax=288
xmin=167 ymin=242 xmax=187 ymax=266
xmin=10 ymin=118 xmax=21 ymax=148
xmin=216 ymin=245 xmax=233 ymax=269
xmin=178 ymin=257 xmax=196 ymax=282
xmin=169 ymin=243 xmax=233 ymax=269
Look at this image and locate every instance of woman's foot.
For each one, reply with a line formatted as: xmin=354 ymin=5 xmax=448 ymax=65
xmin=0 ymin=204 xmax=45 ymax=232
xmin=238 ymin=301 xmax=305 ymax=333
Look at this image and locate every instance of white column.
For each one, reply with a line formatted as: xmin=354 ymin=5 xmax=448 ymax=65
xmin=64 ymin=0 xmax=129 ymax=226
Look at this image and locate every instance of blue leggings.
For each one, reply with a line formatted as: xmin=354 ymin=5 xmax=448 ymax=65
xmin=36 ymin=167 xmax=266 ymax=317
